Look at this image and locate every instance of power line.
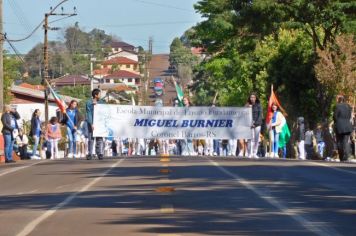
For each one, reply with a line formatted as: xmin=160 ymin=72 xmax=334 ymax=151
xmin=83 ymin=21 xmax=196 ymax=29
xmin=4 ymin=34 xmax=26 ymax=64
xmin=7 ymin=0 xmax=32 ymax=34
xmin=132 ymin=0 xmax=195 ymax=13
xmin=6 ymin=0 xmax=69 ymax=42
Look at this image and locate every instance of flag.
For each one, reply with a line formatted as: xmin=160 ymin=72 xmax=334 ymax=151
xmin=46 ymin=80 xmax=67 ymax=114
xmin=171 ymin=76 xmax=184 ymax=107
xmin=131 ymin=94 xmax=136 ymax=106
xmin=266 ymin=85 xmax=290 ymax=148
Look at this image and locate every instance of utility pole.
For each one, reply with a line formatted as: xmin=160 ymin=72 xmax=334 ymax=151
xmin=42 ymin=6 xmax=76 ymax=124
xmin=43 ymin=13 xmax=49 ymax=124
xmin=142 ymin=37 xmax=153 ymax=105
xmin=0 ymin=0 xmax=3 ymax=112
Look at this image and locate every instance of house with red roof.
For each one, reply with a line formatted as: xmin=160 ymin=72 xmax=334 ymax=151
xmin=52 ymin=75 xmax=91 ymax=88
xmin=110 ymin=41 xmax=136 ymax=53
xmin=10 ymin=83 xmax=79 ymax=121
xmin=101 ymin=70 xmax=140 ymax=87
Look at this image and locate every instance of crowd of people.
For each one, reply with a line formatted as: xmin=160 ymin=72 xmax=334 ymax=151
xmin=1 ymin=89 xmax=355 ymax=163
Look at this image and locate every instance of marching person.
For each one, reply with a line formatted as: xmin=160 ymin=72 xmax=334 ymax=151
xmin=247 ymin=92 xmax=263 ymax=158
xmin=268 ymin=103 xmax=286 ymax=158
xmin=29 ymin=109 xmax=42 ymax=160
xmin=1 ymin=105 xmax=21 ymax=163
xmin=181 ymin=96 xmax=195 ymax=156
xmin=46 ymin=117 xmax=62 ymax=159
xmin=297 ymin=117 xmax=306 ymax=160
xmin=61 ymin=100 xmax=81 ymax=158
xmin=86 ymin=89 xmax=105 ymax=160
xmin=333 ymin=95 xmax=353 ymax=162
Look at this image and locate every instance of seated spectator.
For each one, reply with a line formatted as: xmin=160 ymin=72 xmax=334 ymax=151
xmin=16 ymin=129 xmax=29 ymax=159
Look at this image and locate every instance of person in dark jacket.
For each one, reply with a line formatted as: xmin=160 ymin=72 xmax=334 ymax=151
xmin=247 ymin=92 xmax=263 ymax=158
xmin=297 ymin=117 xmax=306 ymax=160
xmin=333 ymin=95 xmax=353 ymax=162
xmin=29 ymin=109 xmax=41 ymax=159
xmin=1 ymin=105 xmax=20 ymax=163
xmin=61 ymin=100 xmax=81 ymax=158
xmin=86 ymin=89 xmax=104 ymax=160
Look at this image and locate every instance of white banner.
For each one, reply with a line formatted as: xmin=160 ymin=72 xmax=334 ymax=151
xmin=93 ymin=105 xmax=252 ymax=139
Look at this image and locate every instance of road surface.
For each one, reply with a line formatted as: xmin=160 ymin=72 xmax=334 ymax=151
xmin=1 ymin=157 xmax=356 ymax=236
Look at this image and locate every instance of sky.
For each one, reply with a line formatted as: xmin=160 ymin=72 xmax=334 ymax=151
xmin=3 ymin=0 xmax=202 ymax=54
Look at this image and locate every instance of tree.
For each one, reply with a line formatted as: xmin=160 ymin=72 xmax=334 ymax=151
xmin=4 ymin=53 xmax=22 ymax=103
xmin=169 ymin=37 xmax=197 ymax=89
xmin=315 ymin=34 xmax=356 ymax=102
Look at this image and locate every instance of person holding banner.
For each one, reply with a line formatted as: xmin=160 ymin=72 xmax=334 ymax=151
xmin=61 ymin=100 xmax=81 ymax=158
xmin=181 ymin=96 xmax=195 ymax=156
xmin=247 ymin=93 xmax=263 ymax=158
xmin=86 ymin=89 xmax=105 ymax=160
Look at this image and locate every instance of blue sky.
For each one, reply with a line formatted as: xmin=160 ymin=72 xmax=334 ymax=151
xmin=4 ymin=0 xmax=201 ymax=54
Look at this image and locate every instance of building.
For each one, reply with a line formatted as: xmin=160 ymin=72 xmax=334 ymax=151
xmin=101 ymin=70 xmax=140 ymax=87
xmin=52 ymin=75 xmax=91 ymax=88
xmin=106 ymin=50 xmax=138 ymax=62
xmin=10 ymin=84 xmax=80 ymax=122
xmin=101 ymin=57 xmax=139 ymax=72
xmin=110 ymin=41 xmax=136 ymax=54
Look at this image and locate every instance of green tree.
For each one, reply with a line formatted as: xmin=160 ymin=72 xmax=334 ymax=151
xmin=4 ymin=53 xmax=22 ymax=103
xmin=169 ymin=37 xmax=197 ymax=90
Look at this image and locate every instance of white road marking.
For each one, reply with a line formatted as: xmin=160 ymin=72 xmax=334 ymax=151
xmin=0 ymin=161 xmax=45 ymax=177
xmin=207 ymin=158 xmax=340 ymax=236
xmin=16 ymin=189 xmax=39 ymax=196
xmin=16 ymin=159 xmax=125 ymax=236
xmin=160 ymin=204 xmax=175 ymax=214
xmin=310 ymin=162 xmax=356 ymax=176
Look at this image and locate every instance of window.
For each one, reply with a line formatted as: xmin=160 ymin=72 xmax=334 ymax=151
xmin=128 ymin=78 xmax=132 ymax=83
xmin=126 ymin=64 xmax=130 ymax=68
xmin=105 ymin=79 xmax=110 ymax=83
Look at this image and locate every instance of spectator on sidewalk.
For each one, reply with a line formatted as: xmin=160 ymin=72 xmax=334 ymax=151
xmin=29 ymin=109 xmax=41 ymax=160
xmin=16 ymin=129 xmax=29 ymax=159
xmin=1 ymin=105 xmax=21 ymax=163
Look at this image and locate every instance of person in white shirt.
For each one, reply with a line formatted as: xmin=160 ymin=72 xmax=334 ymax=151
xmin=16 ymin=129 xmax=29 ymax=159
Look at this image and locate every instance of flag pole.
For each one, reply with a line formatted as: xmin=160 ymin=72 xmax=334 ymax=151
xmin=44 ymin=78 xmax=75 ymax=128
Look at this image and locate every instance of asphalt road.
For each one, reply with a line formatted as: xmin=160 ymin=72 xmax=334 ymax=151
xmin=0 ymin=157 xmax=356 ymax=236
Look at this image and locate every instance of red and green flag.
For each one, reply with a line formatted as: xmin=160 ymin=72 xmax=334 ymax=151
xmin=46 ymin=80 xmax=67 ymax=114
xmin=266 ymin=86 xmax=290 ymax=148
